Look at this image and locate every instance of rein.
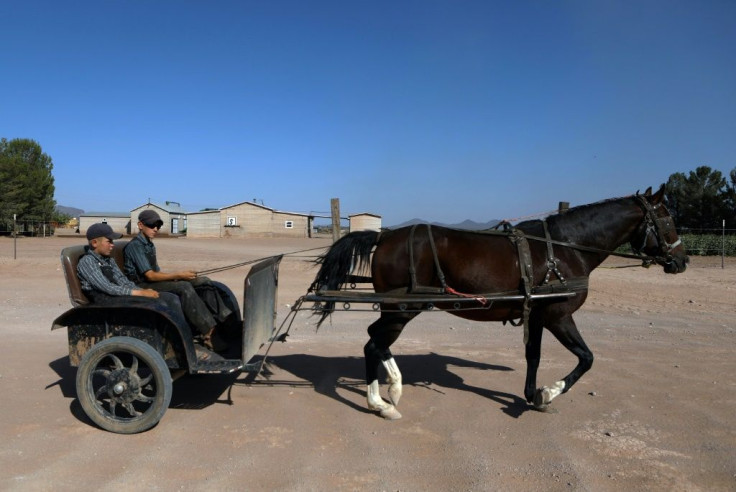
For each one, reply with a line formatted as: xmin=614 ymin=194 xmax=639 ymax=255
xmin=195 ymin=246 xmax=327 ymax=276
xmin=516 ymin=232 xmax=661 ymax=264
xmin=486 ymin=193 xmax=680 ymax=267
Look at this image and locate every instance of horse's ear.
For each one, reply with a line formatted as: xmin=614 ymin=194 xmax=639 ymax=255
xmin=650 ymin=184 xmax=666 ymax=204
xmin=643 ymin=186 xmax=653 ymax=196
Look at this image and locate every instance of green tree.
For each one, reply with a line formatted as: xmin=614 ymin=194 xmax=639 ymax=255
xmin=0 ymin=138 xmax=57 ymax=227
xmin=665 ymin=166 xmax=735 ymax=230
xmin=728 ymin=169 xmax=736 ymax=224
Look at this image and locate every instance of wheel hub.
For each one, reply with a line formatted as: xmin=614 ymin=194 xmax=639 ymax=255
xmin=107 ymin=369 xmax=141 ymax=404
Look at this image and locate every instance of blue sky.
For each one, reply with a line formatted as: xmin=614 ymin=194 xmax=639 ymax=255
xmin=2 ymin=1 xmax=734 ymax=226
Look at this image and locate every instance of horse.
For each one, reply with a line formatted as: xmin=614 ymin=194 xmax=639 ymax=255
xmin=309 ymin=185 xmax=689 ymax=419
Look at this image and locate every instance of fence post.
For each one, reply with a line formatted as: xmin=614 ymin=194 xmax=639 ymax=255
xmin=13 ymin=213 xmax=17 ymax=260
xmin=331 ymin=198 xmax=341 ymax=243
xmin=722 ymin=219 xmax=725 ymax=269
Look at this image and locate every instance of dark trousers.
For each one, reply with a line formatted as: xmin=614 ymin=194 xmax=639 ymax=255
xmin=138 ymin=277 xmax=232 ymax=336
xmin=84 ymin=291 xmax=186 ymax=323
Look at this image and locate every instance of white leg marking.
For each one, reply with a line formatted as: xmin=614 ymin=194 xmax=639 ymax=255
xmin=537 ymin=380 xmax=566 ymax=409
xmin=533 ymin=380 xmax=566 ymax=410
xmin=382 ymin=357 xmax=403 ymax=406
xmin=366 ymin=380 xmax=386 ymax=411
xmin=366 ymin=380 xmax=402 ymax=420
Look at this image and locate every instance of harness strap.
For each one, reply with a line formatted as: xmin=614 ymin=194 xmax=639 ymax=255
xmin=542 ymin=220 xmax=566 ymax=286
xmin=408 ymin=225 xmax=418 ymax=291
xmin=408 ymin=224 xmax=447 ymax=293
xmin=427 ymin=225 xmax=447 ymax=290
xmin=475 ymin=227 xmax=665 ymax=264
xmin=404 ymin=224 xmax=592 ymax=346
xmin=510 ymin=228 xmax=533 ymax=345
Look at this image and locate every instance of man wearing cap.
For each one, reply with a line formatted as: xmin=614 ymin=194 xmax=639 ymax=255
xmin=124 ymin=209 xmax=232 ymax=350
xmin=78 ymin=222 xmax=211 ymax=361
xmin=77 ymin=222 xmax=162 ymax=302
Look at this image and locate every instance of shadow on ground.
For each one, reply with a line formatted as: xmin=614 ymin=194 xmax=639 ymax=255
xmin=47 ymin=356 xmax=240 ymax=430
xmin=243 ymin=352 xmax=530 ymax=418
xmin=47 ymin=350 xmax=530 ymax=431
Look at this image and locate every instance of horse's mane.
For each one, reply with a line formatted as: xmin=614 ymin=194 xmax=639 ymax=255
xmin=543 ymin=194 xmax=639 ymax=244
xmin=558 ymin=194 xmax=635 ymax=215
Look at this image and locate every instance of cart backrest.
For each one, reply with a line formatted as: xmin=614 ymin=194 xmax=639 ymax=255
xmin=60 ymin=240 xmax=129 ymax=308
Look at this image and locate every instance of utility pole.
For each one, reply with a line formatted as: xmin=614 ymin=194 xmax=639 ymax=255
xmin=331 ymin=198 xmax=341 ymax=243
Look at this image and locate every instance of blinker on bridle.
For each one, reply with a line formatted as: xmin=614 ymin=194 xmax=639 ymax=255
xmin=633 ymin=194 xmax=682 ymax=267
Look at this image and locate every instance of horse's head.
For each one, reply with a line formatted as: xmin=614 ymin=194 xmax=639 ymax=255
xmin=630 ymin=185 xmax=689 ymax=274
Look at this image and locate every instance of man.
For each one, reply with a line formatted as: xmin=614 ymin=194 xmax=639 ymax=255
xmin=78 ymin=222 xmax=211 ymax=360
xmin=123 ymin=209 xmax=232 ymax=351
xmin=77 ymin=222 xmax=160 ymax=302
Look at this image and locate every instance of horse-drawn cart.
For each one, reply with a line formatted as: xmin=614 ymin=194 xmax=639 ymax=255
xmin=52 ymin=241 xmax=282 ymax=434
xmin=52 ymin=185 xmax=689 ymax=429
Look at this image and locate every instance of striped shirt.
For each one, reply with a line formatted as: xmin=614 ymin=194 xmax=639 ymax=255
xmin=77 ymin=249 xmax=137 ymax=296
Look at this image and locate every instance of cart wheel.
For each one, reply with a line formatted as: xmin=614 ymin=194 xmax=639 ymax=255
xmin=76 ymin=336 xmax=172 ymax=434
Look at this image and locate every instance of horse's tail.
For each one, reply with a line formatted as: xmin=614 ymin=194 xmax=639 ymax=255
xmin=310 ymin=230 xmax=380 ymax=327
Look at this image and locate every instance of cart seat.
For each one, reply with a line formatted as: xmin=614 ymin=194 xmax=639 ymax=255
xmin=60 ymin=240 xmax=129 ymax=308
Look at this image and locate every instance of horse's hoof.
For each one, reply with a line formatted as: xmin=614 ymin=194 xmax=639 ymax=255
xmin=379 ymin=407 xmax=402 ymax=420
xmin=533 ymin=388 xmax=549 ymax=410
xmin=388 ymin=390 xmax=401 ymax=407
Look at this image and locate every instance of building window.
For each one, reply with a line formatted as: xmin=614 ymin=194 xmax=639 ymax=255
xmin=226 ymin=216 xmax=238 ymax=227
xmin=284 ymin=221 xmax=293 ymax=229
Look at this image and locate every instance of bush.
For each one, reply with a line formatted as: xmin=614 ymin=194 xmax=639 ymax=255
xmin=680 ymin=233 xmax=736 ymax=256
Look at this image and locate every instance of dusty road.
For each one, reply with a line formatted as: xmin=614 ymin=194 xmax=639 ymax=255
xmin=1 ymin=236 xmax=734 ymax=491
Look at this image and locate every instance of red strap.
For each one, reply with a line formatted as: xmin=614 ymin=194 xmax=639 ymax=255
xmin=445 ymin=286 xmax=488 ymax=305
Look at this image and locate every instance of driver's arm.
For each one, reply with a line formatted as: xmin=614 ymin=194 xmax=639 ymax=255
xmin=143 ymin=269 xmax=197 ymax=282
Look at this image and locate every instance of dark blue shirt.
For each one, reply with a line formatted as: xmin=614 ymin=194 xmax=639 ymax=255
xmin=124 ymin=233 xmax=160 ymax=283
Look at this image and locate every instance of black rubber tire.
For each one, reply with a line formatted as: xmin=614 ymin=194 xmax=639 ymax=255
xmin=76 ymin=336 xmax=172 ymax=434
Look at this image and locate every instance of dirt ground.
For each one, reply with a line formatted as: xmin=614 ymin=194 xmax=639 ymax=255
xmin=1 ymin=236 xmax=734 ymax=491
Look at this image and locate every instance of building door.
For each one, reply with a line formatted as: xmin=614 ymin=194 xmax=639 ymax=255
xmin=171 ymin=218 xmax=179 ymax=234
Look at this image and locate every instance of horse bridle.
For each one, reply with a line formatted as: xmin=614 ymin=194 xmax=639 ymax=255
xmin=632 ymin=194 xmax=682 ymax=266
xmin=504 ymin=194 xmax=683 ymax=268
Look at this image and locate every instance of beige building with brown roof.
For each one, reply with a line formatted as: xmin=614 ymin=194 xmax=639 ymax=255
xmin=186 ymin=200 xmax=313 ymax=238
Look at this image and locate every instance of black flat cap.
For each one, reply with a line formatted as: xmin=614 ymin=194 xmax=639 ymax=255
xmin=138 ymin=209 xmax=164 ymax=228
xmin=86 ymin=223 xmax=122 ymax=240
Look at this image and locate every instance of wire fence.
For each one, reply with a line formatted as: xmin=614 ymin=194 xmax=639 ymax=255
xmin=678 ymin=227 xmax=736 ymax=257
xmin=0 ymin=220 xmax=59 ymax=237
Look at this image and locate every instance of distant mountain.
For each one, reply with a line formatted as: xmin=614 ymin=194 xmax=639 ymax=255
xmin=56 ymin=205 xmax=84 ymax=218
xmin=389 ymin=218 xmax=501 ymax=230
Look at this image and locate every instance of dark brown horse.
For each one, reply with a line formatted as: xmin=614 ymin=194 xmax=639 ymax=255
xmin=310 ymin=185 xmax=688 ymax=419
